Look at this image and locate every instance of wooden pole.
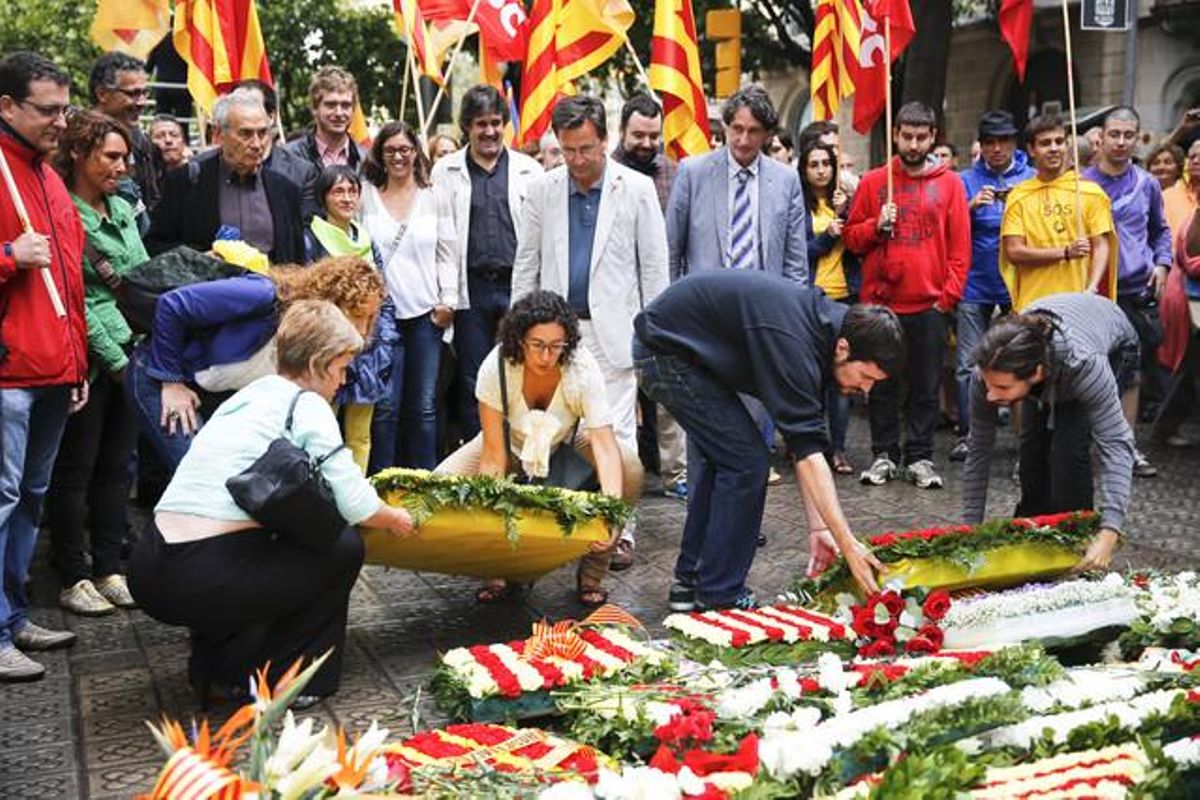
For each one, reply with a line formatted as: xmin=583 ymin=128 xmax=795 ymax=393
xmin=1061 ymin=0 xmax=1084 ymax=237
xmin=425 ymin=0 xmax=484 ymax=135
xmin=884 ymin=14 xmax=894 ymax=209
xmin=623 ymin=38 xmax=659 ymax=101
xmin=406 ymin=43 xmax=429 ymax=139
xmin=400 ymin=50 xmax=412 ymax=123
xmin=0 ymin=146 xmax=66 ymax=317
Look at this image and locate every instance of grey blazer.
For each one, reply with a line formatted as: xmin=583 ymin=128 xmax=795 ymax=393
xmin=665 ymin=147 xmax=808 ymax=284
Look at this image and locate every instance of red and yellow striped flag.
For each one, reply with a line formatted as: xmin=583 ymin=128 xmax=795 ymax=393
xmin=173 ymin=0 xmax=273 ymax=114
xmin=518 ymin=0 xmax=635 ymax=146
xmin=90 ymin=0 xmax=171 ymax=61
xmin=394 ymin=0 xmax=443 ymax=81
xmin=810 ymin=0 xmax=864 ymax=122
xmin=648 ymin=0 xmax=711 ymax=160
xmin=349 ymin=102 xmax=372 ymax=148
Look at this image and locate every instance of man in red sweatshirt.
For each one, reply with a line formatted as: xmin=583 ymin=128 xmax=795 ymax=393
xmin=844 ymin=101 xmax=970 ymax=490
xmin=0 ymin=52 xmax=88 ymax=682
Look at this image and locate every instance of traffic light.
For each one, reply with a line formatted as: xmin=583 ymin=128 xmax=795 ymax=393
xmin=706 ymin=9 xmax=741 ymax=99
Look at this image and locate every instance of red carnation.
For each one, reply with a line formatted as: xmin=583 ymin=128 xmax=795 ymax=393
xmin=649 ymin=745 xmax=681 ymax=773
xmin=917 ymin=623 xmax=945 ymax=649
xmin=922 ymin=589 xmax=952 ymax=622
xmin=851 ymin=605 xmax=878 ymax=638
xmin=904 ymin=634 xmax=939 ymax=655
xmin=870 ymin=533 xmax=899 ymax=547
xmin=859 ymin=638 xmax=895 ymax=658
xmin=880 ymin=590 xmax=905 ymax=617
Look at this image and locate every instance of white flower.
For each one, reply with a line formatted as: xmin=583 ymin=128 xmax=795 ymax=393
xmin=1164 ymin=735 xmax=1200 ymax=767
xmin=982 ymin=689 xmax=1183 ymax=750
xmin=817 ymin=653 xmax=857 ymax=695
xmin=1019 ymin=669 xmax=1145 ymax=713
xmin=594 ymin=766 xmax=683 ymax=800
xmin=539 ymin=781 xmax=598 ymax=800
xmin=644 ymin=700 xmax=683 ymax=727
xmin=264 ymin=712 xmax=323 ymax=778
xmin=774 ymin=668 xmax=803 ymax=700
xmin=759 ymin=731 xmax=831 ymax=778
xmin=715 ymin=678 xmax=775 ymax=719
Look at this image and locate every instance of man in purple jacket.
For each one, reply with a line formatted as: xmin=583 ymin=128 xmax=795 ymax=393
xmin=1083 ymin=106 xmax=1173 ymax=479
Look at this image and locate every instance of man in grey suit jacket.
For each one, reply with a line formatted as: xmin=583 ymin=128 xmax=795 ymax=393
xmin=665 ymin=85 xmax=808 ymax=283
xmin=512 ymin=95 xmax=670 ymax=569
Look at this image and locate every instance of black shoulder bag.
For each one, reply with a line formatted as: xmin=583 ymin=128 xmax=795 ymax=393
xmin=497 ymin=351 xmax=599 ymax=492
xmin=226 ymin=389 xmax=349 ymax=550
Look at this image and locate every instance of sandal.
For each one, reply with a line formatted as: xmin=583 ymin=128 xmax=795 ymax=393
xmin=475 ymin=579 xmax=515 ymax=604
xmin=577 ymin=585 xmax=609 ymax=607
xmin=576 ymin=554 xmax=609 ymax=608
xmin=832 ymin=452 xmax=854 ymax=475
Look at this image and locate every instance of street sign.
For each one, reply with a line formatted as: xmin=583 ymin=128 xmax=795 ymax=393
xmin=1080 ymin=0 xmax=1131 ymax=31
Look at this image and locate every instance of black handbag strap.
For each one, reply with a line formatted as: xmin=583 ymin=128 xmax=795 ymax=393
xmin=285 ymin=389 xmax=346 ymax=467
xmin=497 ymin=351 xmax=578 ymax=482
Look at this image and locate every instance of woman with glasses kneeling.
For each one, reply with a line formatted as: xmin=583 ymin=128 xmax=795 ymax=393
xmin=436 ymin=291 xmax=643 ymax=607
xmin=129 ymin=301 xmax=415 ymax=707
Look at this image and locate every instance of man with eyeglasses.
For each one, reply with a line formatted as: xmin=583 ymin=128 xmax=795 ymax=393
xmin=146 ymin=89 xmax=304 ymax=263
xmin=512 ymin=94 xmax=670 ymax=571
xmin=1081 ymin=106 xmax=1172 ymax=480
xmin=0 ymin=52 xmax=89 ymax=681
xmin=432 ymin=85 xmax=542 ymax=443
xmin=89 ymin=52 xmax=160 ymax=221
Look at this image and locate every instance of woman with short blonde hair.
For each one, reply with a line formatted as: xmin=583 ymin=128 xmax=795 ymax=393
xmin=129 ymin=299 xmax=413 ymax=707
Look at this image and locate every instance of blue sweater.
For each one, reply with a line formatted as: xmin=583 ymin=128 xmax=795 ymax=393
xmin=959 ymin=151 xmax=1036 ymax=305
xmin=146 ymin=273 xmax=277 ymax=384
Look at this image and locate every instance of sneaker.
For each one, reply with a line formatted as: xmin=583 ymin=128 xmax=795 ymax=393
xmin=859 ymin=456 xmax=898 ymax=486
xmin=1011 ymin=458 xmax=1021 ymax=483
xmin=12 ymin=622 xmax=76 ymax=651
xmin=663 ymin=481 xmax=688 ymax=502
xmin=59 ymin=579 xmax=116 ymax=617
xmin=906 ymin=459 xmax=944 ymax=490
xmin=0 ymin=645 xmax=44 ymax=682
xmin=766 ymin=468 xmax=783 ymax=486
xmin=949 ymin=438 xmax=969 ymax=462
xmin=696 ymin=588 xmax=758 ymax=612
xmin=668 ymin=581 xmax=696 ymax=612
xmin=94 ymin=575 xmax=137 ymax=609
xmin=1133 ymin=449 xmax=1157 ymax=478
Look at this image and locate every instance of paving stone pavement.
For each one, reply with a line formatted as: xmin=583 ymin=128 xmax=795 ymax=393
xmin=1 ymin=414 xmax=1197 ymax=797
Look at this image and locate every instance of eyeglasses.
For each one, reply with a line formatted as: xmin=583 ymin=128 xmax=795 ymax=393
xmin=111 ymin=87 xmax=152 ymax=101
xmin=383 ymin=145 xmax=416 ymax=160
xmin=17 ymin=99 xmax=69 ymax=119
xmin=523 ymin=339 xmax=567 ymax=356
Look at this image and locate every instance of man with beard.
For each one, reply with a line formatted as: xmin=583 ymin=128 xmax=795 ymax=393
xmin=433 ymin=85 xmax=542 ymax=441
xmin=611 ymin=93 xmax=688 ymax=511
xmin=961 ymin=292 xmax=1136 ymax=574
xmin=88 ymin=53 xmax=160 ymax=223
xmin=844 ymin=101 xmax=970 ymax=491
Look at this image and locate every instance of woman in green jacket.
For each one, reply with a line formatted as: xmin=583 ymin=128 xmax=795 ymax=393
xmin=47 ymin=110 xmax=148 ymax=616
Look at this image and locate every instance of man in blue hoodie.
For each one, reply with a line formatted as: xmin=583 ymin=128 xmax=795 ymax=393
xmin=951 ymin=111 xmax=1035 ymax=460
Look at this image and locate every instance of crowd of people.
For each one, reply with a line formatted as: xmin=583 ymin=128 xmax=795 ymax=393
xmin=1 ymin=45 xmax=1199 ymax=703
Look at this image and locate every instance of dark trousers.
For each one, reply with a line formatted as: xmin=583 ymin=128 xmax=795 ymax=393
xmin=46 ymin=373 xmax=137 ymax=587
xmin=635 ymin=341 xmax=768 ymax=606
xmin=868 ymin=309 xmax=947 ymax=464
xmin=1015 ymin=398 xmax=1094 ymax=517
xmin=453 ymin=273 xmax=511 ymax=441
xmin=1155 ymin=335 xmax=1200 ymax=439
xmin=369 ymin=314 xmax=444 ymax=472
xmin=128 ymin=521 xmax=363 ymax=696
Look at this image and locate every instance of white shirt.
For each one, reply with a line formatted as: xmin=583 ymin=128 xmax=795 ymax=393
xmin=475 ymin=345 xmax=613 ymax=478
xmin=361 ymin=183 xmax=457 ymax=320
xmin=725 ymin=150 xmax=761 ymax=271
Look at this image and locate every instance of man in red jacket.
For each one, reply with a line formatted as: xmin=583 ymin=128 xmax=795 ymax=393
xmin=0 ymin=52 xmax=89 ymax=682
xmin=844 ymin=101 xmax=970 ymax=491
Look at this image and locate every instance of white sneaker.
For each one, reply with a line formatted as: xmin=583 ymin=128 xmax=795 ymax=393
xmin=59 ymin=579 xmax=116 ymax=617
xmin=906 ymin=459 xmax=944 ymax=490
xmin=860 ymin=456 xmax=897 ymax=486
xmin=94 ymin=575 xmax=137 ymax=609
xmin=0 ymin=645 xmax=44 ymax=682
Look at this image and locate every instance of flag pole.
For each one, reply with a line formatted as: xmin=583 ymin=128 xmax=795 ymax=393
xmin=0 ymin=146 xmax=66 ymax=317
xmin=425 ymin=0 xmax=484 ymax=135
xmin=884 ymin=12 xmax=894 ymax=210
xmin=406 ymin=43 xmax=429 ymax=139
xmin=623 ymin=39 xmax=659 ymax=101
xmin=1060 ymin=0 xmax=1084 ymax=237
xmin=400 ymin=49 xmax=412 ymax=123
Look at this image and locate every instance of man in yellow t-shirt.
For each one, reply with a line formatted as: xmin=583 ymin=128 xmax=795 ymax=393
xmin=1000 ymin=114 xmax=1118 ymax=311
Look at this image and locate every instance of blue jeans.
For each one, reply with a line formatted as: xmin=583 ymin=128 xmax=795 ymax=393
xmin=635 ymin=340 xmax=769 ymax=606
xmin=127 ymin=344 xmax=194 ymax=470
xmin=454 ymin=274 xmax=511 ymax=440
xmin=955 ymin=302 xmax=1007 ymax=436
xmin=369 ymin=314 xmax=444 ymax=472
xmin=0 ymin=386 xmax=70 ymax=645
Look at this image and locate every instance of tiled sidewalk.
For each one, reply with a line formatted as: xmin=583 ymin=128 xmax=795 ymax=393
xmin=0 ymin=416 xmax=1193 ymax=797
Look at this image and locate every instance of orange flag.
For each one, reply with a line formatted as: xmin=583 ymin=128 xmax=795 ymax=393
xmin=91 ymin=0 xmax=171 ymax=61
xmin=648 ymin=0 xmax=711 ymax=160
xmin=173 ymin=0 xmax=273 ymax=114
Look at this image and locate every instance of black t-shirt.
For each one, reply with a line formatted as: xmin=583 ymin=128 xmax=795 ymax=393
xmin=634 ymin=271 xmax=848 ymax=459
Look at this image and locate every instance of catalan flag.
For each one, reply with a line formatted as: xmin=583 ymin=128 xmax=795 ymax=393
xmin=90 ymin=0 xmax=171 ymax=61
xmin=349 ymin=102 xmax=372 ymax=148
xmin=810 ymin=0 xmax=864 ymax=122
xmin=393 ymin=0 xmax=442 ymax=81
xmin=518 ymin=0 xmax=634 ymax=146
xmin=173 ymin=0 xmax=273 ymax=114
xmin=648 ymin=0 xmax=711 ymax=160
